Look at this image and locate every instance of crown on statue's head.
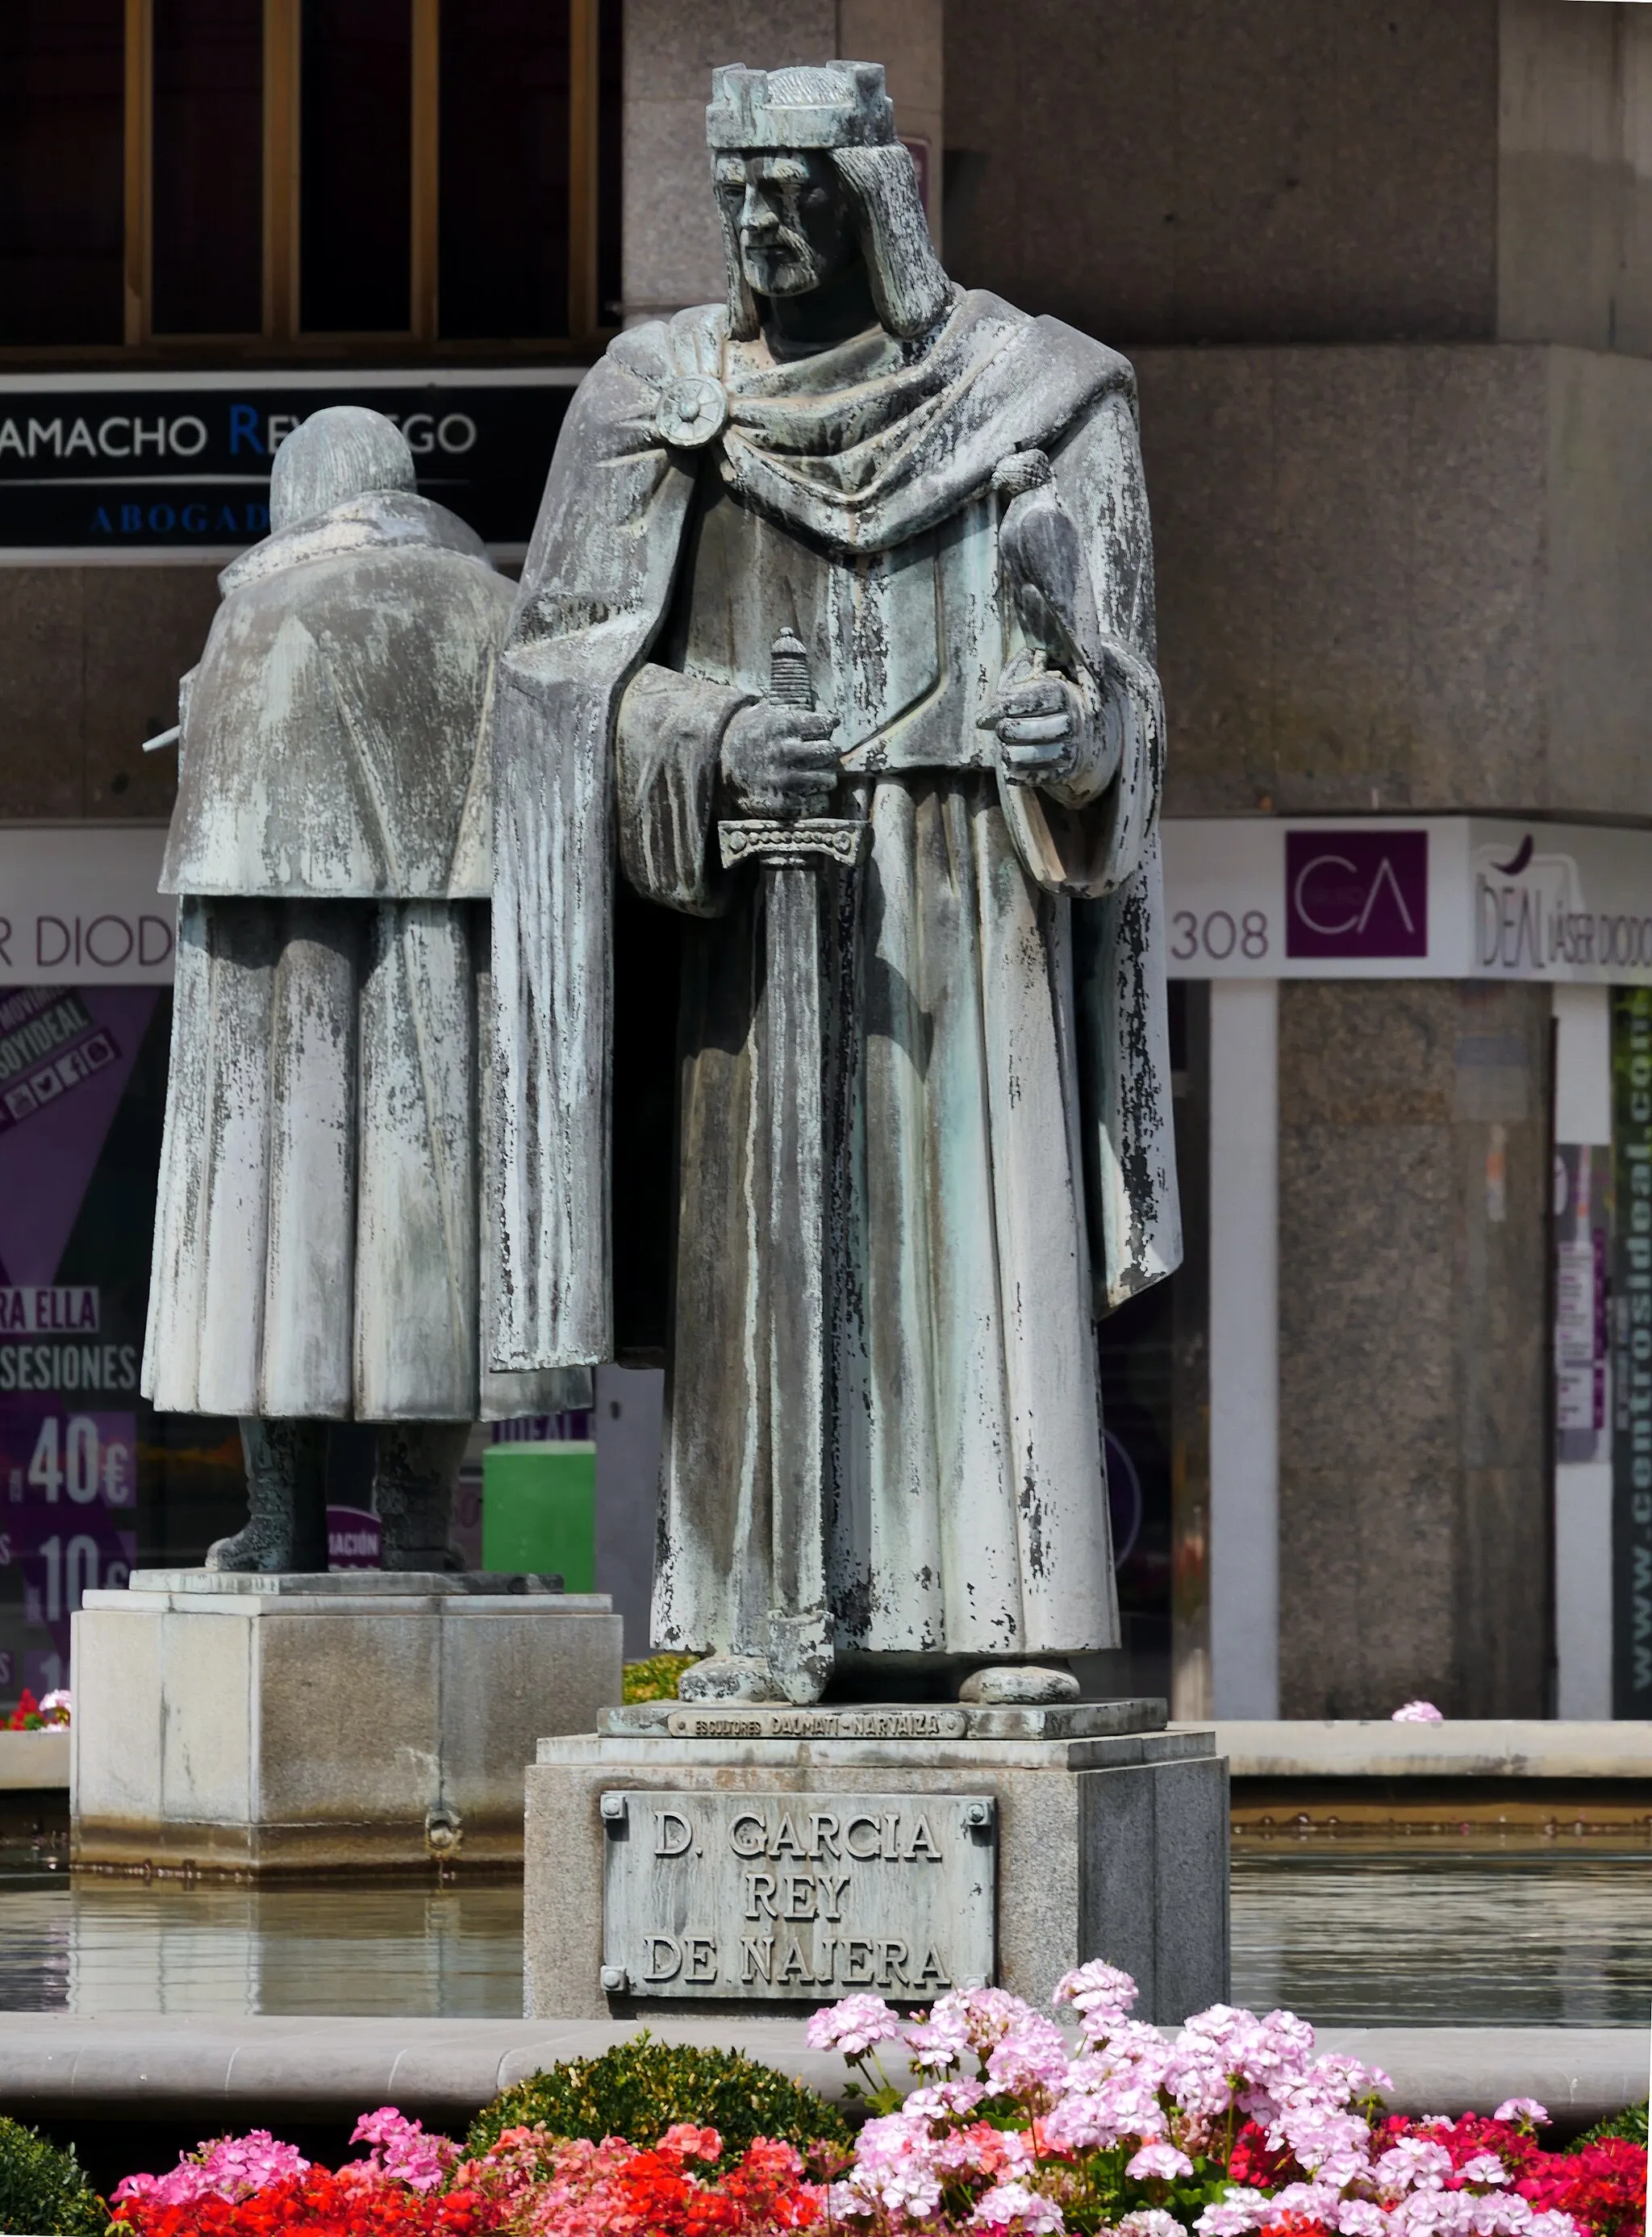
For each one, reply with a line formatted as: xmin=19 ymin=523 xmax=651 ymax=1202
xmin=707 ymin=61 xmax=895 ymax=151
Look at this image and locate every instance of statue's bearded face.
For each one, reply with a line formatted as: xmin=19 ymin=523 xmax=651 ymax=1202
xmin=714 ymin=148 xmax=857 ymax=298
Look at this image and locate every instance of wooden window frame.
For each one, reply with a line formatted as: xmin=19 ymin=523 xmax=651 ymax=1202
xmin=11 ymin=0 xmax=609 ymax=365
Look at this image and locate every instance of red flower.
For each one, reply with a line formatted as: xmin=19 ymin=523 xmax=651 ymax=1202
xmin=110 ymin=2164 xmax=500 ymax=2237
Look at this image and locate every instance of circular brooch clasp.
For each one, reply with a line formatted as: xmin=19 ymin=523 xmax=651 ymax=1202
xmin=656 ymin=374 xmax=729 ymax=450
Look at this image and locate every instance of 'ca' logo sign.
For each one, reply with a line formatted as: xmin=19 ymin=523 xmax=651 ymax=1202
xmin=1285 ymin=831 xmax=1429 ymax=960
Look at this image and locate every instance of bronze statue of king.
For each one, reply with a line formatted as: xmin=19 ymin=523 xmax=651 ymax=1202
xmin=491 ymin=61 xmax=1180 ymax=1704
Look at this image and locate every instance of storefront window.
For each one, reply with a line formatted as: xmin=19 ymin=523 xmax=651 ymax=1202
xmin=0 ymin=0 xmax=620 ymax=355
xmin=0 ymin=987 xmax=244 ymax=1699
xmin=439 ymin=0 xmax=569 ymax=341
xmin=152 ymin=0 xmax=264 ymax=336
xmin=0 ymin=0 xmax=125 ymax=348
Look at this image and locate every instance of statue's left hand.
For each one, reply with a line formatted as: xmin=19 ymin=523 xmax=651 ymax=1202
xmin=978 ymin=648 xmax=1086 ymax=787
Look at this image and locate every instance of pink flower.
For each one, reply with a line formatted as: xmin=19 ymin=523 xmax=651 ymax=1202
xmin=1491 ymin=2099 xmax=1548 ymax=2127
xmin=1119 ymin=2213 xmax=1184 ymax=2237
xmin=1283 ymin=2052 xmax=1393 ymax=2111
xmin=1266 ymin=2181 xmax=1348 ymax=2223
xmin=657 ymin=2122 xmax=722 ymax=2162
xmin=1127 ymin=2143 xmax=1195 ymax=2181
xmin=903 ymin=2077 xmax=987 ymax=2121
xmin=1052 ymin=1961 xmax=1139 ymax=2030
xmin=1457 ymin=2155 xmax=1510 ymax=2187
xmin=970 ymin=2177 xmax=1065 ymax=2233
xmin=1272 ymin=2106 xmax=1371 ymax=2185
xmin=1039 ymin=2078 xmax=1166 ymax=2157
xmin=1194 ymin=2189 xmax=1276 ymax=2235
xmin=828 ymin=2178 xmax=878 ymax=2222
xmin=1334 ymin=2203 xmax=1391 ymax=2237
xmin=115 ymin=2129 xmax=314 ymax=2206
xmin=840 ymin=2106 xmax=944 ymax=2218
xmin=1391 ymin=1702 xmax=1445 ymax=1723
xmin=806 ymin=1993 xmax=903 ymax=2058
xmin=986 ymin=2015 xmax=1072 ymax=2098
xmin=347 ymin=2105 xmax=458 ymax=2191
xmin=1375 ymin=2136 xmax=1455 ymax=2193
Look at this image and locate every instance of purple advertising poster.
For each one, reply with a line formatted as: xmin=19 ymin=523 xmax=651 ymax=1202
xmin=1285 ymin=830 xmax=1429 ymax=961
xmin=0 ymin=986 xmax=157 ymax=1698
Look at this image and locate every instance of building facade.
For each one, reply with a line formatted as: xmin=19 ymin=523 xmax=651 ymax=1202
xmin=1 ymin=0 xmax=1647 ymax=1710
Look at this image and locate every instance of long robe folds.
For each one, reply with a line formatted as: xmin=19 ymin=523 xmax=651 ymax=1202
xmin=146 ymin=491 xmax=573 ymax=1425
xmin=493 ymin=290 xmax=1181 ymax=1663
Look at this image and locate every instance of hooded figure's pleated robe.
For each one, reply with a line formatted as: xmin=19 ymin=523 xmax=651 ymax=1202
xmin=144 ymin=490 xmax=577 ymax=1425
xmin=492 ymin=290 xmax=1181 ymax=1663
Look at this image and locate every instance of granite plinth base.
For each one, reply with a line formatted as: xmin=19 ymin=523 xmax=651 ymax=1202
xmin=525 ymin=1703 xmax=1229 ymax=2022
xmin=71 ymin=1573 xmax=622 ymax=1876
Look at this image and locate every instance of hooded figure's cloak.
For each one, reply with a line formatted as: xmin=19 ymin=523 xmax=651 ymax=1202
xmin=146 ymin=491 xmax=575 ymax=1424
xmin=492 ymin=289 xmax=1181 ymax=1659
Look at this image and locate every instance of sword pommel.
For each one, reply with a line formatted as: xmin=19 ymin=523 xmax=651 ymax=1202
xmin=769 ymin=625 xmax=813 ymax=709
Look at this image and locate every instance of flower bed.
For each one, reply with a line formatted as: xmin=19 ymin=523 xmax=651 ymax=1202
xmin=102 ymin=1972 xmax=1647 ymax=2237
xmin=6 ymin=1685 xmax=69 ymax=1731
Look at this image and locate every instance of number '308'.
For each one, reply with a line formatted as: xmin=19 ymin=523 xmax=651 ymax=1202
xmin=1170 ymin=909 xmax=1270 ymax=962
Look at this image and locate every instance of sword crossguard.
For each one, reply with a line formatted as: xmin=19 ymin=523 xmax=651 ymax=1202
xmin=719 ymin=817 xmax=870 ymax=870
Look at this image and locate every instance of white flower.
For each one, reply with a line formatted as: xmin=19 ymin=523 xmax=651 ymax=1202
xmin=1053 ymin=1961 xmax=1139 ymax=2028
xmin=970 ymin=2179 xmax=1065 ymax=2234
xmin=1119 ymin=2213 xmax=1184 ymax=2237
xmin=1492 ymin=2099 xmax=1548 ymax=2128
xmin=1195 ymin=2190 xmax=1275 ymax=2236
xmin=1457 ymin=2156 xmax=1509 ymax=2188
xmin=805 ymin=1994 xmax=903 ymax=2057
xmin=1127 ymin=2143 xmax=1195 ymax=2181
xmin=1375 ymin=2137 xmax=1454 ymax=2193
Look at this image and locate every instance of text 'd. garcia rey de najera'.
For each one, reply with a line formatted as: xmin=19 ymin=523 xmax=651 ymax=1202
xmin=598 ymin=1790 xmax=996 ymax=2000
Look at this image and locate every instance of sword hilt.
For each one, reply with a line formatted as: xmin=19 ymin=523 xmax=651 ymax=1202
xmin=718 ymin=816 xmax=869 ymax=870
xmin=721 ymin=627 xmax=863 ymax=866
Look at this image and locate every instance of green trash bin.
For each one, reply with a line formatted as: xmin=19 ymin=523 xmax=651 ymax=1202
xmin=482 ymin=1440 xmax=597 ymax=1589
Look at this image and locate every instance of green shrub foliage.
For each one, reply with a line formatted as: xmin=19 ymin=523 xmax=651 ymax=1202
xmin=620 ymin=1655 xmax=701 ymax=1704
xmin=1575 ymin=2100 xmax=1649 ymax=2148
xmin=0 ymin=2114 xmax=105 ymax=2235
xmin=467 ymin=2035 xmax=850 ymax=2161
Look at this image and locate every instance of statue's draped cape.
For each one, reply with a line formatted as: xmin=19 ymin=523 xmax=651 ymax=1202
xmin=161 ymin=490 xmax=499 ymax=901
xmin=146 ymin=491 xmax=576 ymax=1424
xmin=490 ymin=289 xmax=1181 ymax=1375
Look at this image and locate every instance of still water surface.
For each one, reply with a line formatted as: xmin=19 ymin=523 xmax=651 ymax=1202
xmin=0 ymin=1852 xmax=1648 ymax=2022
xmin=1232 ymin=1849 xmax=1652 ymax=2026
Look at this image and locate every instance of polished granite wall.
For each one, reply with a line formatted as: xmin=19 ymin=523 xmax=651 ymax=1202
xmin=1277 ymin=979 xmax=1552 ymax=1717
xmin=1136 ymin=342 xmax=1652 ymax=824
xmin=0 ymin=565 xmax=216 ymax=821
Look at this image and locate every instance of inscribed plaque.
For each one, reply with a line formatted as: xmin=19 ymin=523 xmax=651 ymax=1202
xmin=599 ymin=1789 xmax=995 ymax=1999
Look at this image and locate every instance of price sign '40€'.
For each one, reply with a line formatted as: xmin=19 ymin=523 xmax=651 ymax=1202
xmin=1 ymin=1404 xmax=135 ymax=1695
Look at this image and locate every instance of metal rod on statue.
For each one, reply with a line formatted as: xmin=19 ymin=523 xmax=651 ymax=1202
xmin=718 ymin=629 xmax=867 ymax=1704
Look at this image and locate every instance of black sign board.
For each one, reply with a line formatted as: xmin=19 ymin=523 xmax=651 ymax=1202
xmin=0 ymin=371 xmax=583 ymax=549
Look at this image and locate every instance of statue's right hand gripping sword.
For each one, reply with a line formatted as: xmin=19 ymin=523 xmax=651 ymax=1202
xmin=717 ymin=631 xmax=867 ymax=1705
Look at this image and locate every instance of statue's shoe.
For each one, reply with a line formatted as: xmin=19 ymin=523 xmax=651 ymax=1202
xmin=676 ymin=1653 xmax=788 ymax=1705
xmin=204 ymin=1526 xmax=289 ymax=1572
xmin=958 ymin=1664 xmax=1080 ymax=1705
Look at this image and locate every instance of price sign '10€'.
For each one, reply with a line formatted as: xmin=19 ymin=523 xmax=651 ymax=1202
xmin=1 ymin=1403 xmax=136 ymax=1695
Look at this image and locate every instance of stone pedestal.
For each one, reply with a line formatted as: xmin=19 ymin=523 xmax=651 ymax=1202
xmin=72 ymin=1571 xmax=623 ymax=1876
xmin=525 ymin=1701 xmax=1228 ymax=2022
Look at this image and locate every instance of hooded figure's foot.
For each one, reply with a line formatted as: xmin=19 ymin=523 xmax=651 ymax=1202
xmin=379 ymin=1544 xmax=465 ymax=1573
xmin=958 ymin=1664 xmax=1079 ymax=1705
xmin=205 ymin=1523 xmax=290 ymax=1572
